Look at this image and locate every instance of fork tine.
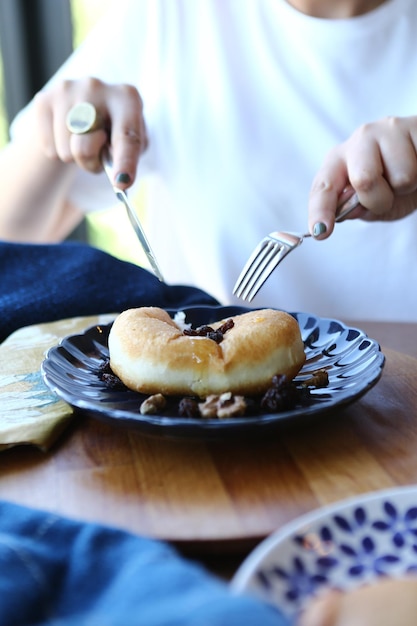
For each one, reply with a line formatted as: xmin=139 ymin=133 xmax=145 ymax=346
xmin=233 ymin=238 xmax=289 ymax=301
xmin=244 ymin=248 xmax=291 ymax=301
xmin=238 ymin=242 xmax=282 ymax=301
xmin=239 ymin=243 xmax=292 ymax=302
xmin=233 ymin=193 xmax=360 ymax=303
xmin=233 ymin=238 xmax=273 ymax=298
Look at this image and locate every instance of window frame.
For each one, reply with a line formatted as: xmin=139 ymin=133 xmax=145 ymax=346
xmin=0 ymin=0 xmax=73 ymax=126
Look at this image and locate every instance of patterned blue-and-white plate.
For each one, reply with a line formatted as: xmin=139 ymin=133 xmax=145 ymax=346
xmin=231 ymin=485 xmax=417 ymax=620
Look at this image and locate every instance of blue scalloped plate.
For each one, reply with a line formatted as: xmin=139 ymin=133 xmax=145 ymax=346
xmin=231 ymin=485 xmax=417 ymax=620
xmin=41 ymin=305 xmax=385 ymax=440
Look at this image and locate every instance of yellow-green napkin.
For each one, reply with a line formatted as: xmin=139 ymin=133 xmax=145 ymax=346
xmin=0 ymin=314 xmax=115 ymax=451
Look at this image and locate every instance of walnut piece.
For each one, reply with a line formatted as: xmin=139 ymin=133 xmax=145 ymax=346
xmin=140 ymin=393 xmax=167 ymax=415
xmin=301 ymin=368 xmax=329 ymax=388
xmin=198 ymin=392 xmax=246 ymax=419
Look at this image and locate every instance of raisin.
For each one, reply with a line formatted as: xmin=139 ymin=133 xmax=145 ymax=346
xmin=178 ymin=397 xmax=200 ymax=418
xmin=100 ymin=372 xmax=127 ymax=390
xmin=183 ymin=328 xmax=198 ymax=337
xmin=217 ymin=319 xmax=234 ymax=334
xmin=97 ymin=359 xmax=127 ymax=390
xmin=98 ymin=359 xmax=112 ymax=373
xmin=182 ymin=319 xmax=234 ymax=344
xmin=261 ymin=375 xmax=298 ymax=412
xmin=196 ymin=325 xmax=215 ymax=335
xmin=206 ymin=330 xmax=224 ymax=343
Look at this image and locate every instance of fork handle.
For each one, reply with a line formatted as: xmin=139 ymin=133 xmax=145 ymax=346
xmin=304 ymin=192 xmax=360 ymax=239
xmin=335 ymin=192 xmax=360 ymax=222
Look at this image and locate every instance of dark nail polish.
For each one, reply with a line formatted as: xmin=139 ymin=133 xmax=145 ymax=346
xmin=115 ymin=172 xmax=131 ymax=184
xmin=313 ymin=222 xmax=327 ymax=237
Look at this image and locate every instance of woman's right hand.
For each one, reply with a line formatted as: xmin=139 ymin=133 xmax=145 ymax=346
xmin=34 ymin=77 xmax=148 ymax=190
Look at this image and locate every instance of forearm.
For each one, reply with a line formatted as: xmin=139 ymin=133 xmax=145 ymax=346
xmin=0 ymin=136 xmax=83 ymax=242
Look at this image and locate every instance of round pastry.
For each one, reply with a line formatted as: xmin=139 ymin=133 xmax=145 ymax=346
xmin=108 ymin=307 xmax=306 ymax=397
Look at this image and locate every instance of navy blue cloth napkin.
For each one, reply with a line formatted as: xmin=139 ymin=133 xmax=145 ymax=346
xmin=0 ymin=500 xmax=288 ymax=626
xmin=0 ymin=240 xmax=219 ymax=343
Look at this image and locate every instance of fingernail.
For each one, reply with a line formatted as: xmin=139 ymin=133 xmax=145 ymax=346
xmin=115 ymin=172 xmax=131 ymax=184
xmin=313 ymin=222 xmax=327 ymax=237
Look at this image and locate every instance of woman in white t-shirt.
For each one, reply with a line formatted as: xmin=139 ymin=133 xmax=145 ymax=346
xmin=1 ymin=0 xmax=417 ymax=321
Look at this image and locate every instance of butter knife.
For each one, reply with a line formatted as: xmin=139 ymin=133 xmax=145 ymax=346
xmin=101 ymin=146 xmax=164 ymax=282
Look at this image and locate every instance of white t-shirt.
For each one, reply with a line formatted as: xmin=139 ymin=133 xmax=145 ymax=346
xmin=11 ymin=0 xmax=417 ymax=321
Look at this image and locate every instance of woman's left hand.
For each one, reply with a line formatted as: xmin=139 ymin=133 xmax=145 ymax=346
xmin=308 ymin=115 xmax=417 ymax=239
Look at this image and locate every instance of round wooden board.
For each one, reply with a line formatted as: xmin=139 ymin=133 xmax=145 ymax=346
xmin=1 ymin=348 xmax=417 ymax=554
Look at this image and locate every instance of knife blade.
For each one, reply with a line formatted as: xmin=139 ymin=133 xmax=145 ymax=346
xmin=101 ymin=146 xmax=164 ymax=282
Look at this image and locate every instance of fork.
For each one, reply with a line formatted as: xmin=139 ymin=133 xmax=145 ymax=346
xmin=233 ymin=192 xmax=360 ymax=302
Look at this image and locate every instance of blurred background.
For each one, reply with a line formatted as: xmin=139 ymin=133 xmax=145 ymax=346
xmin=0 ymin=0 xmax=145 ymax=266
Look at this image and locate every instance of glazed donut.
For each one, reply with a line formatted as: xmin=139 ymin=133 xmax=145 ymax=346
xmin=108 ymin=307 xmax=306 ymax=397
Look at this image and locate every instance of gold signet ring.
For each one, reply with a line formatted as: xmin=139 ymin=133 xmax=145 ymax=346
xmin=66 ymin=102 xmax=102 ymax=134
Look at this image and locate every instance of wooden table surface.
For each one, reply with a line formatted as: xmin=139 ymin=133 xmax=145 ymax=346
xmin=0 ymin=320 xmax=416 ymax=578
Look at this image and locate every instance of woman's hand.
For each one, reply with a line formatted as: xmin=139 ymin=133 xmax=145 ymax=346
xmin=308 ymin=116 xmax=417 ymax=238
xmin=297 ymin=578 xmax=417 ymax=626
xmin=34 ymin=77 xmax=148 ymax=190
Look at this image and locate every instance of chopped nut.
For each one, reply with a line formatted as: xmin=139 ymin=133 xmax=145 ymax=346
xmin=140 ymin=393 xmax=167 ymax=415
xmin=199 ymin=394 xmax=221 ymax=418
xmin=301 ymin=368 xmax=329 ymax=388
xmin=199 ymin=392 xmax=246 ymax=419
xmin=217 ymin=394 xmax=246 ymax=419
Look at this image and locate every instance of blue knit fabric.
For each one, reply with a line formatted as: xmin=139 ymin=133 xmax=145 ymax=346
xmin=0 ymin=240 xmax=219 ymax=342
xmin=0 ymin=501 xmax=289 ymax=626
